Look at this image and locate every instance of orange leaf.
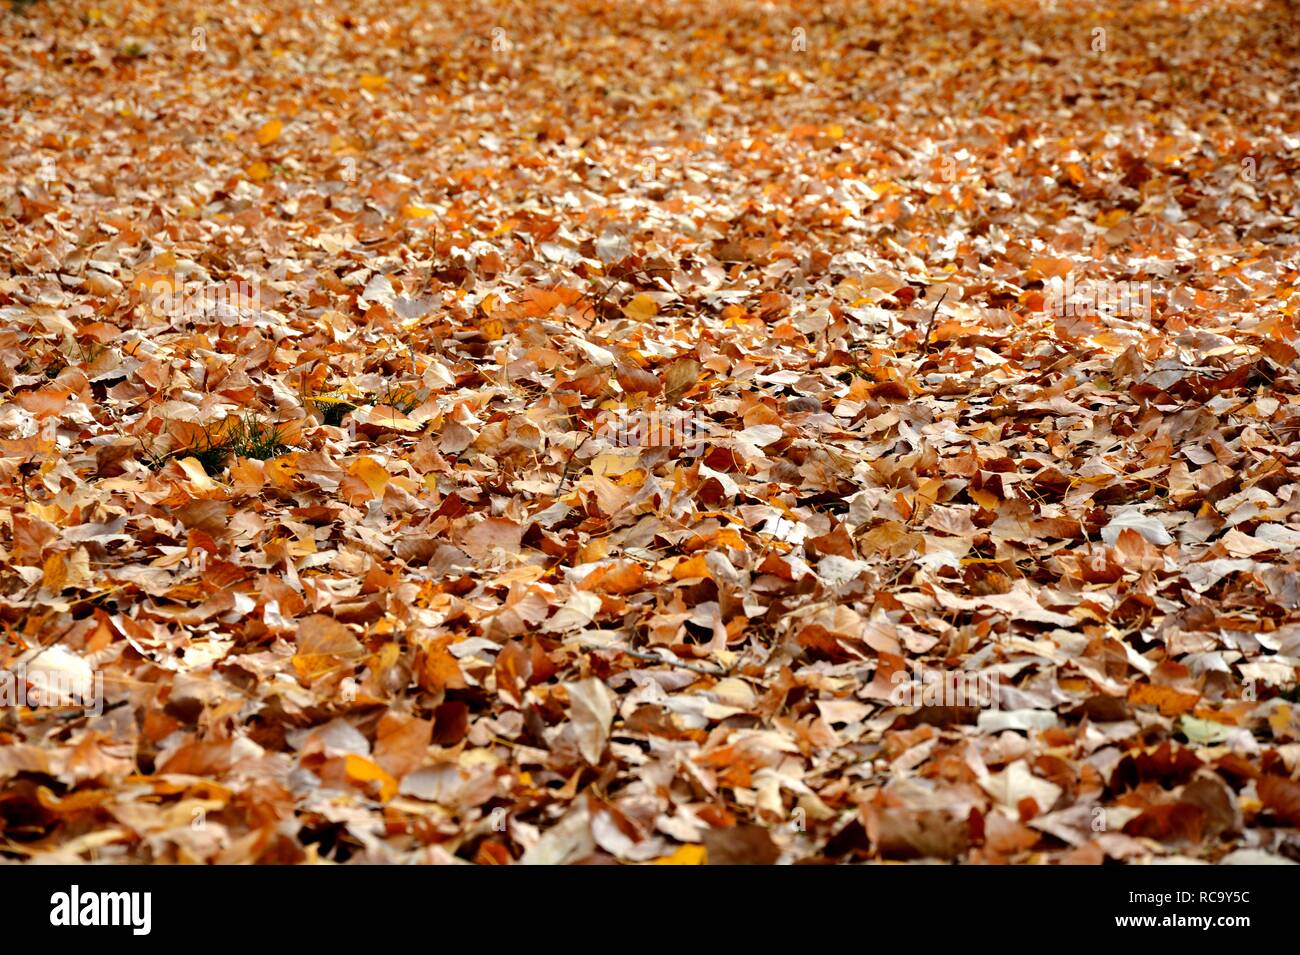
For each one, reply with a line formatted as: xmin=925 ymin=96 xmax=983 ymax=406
xmin=673 ymin=554 xmax=712 ymax=581
xmin=1128 ymin=683 xmax=1199 ymax=717
xmin=344 ymin=755 xmax=397 ymax=802
xmin=255 ymin=119 xmax=283 ymax=145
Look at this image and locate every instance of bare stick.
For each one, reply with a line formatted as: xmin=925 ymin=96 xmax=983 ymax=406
xmin=556 ymin=432 xmax=592 ymax=496
xmin=920 ymin=288 xmax=950 ymax=353
xmin=579 ymin=643 xmax=728 ymax=676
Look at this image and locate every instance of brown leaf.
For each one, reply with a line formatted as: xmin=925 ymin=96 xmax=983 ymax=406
xmin=565 ymin=678 xmax=617 ymax=765
xmin=702 ymin=823 xmax=780 ymax=865
xmin=663 ymin=358 xmax=700 ymax=402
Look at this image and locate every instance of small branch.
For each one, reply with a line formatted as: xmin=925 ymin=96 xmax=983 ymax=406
xmin=556 ymin=432 xmax=593 ymax=496
xmin=919 ymin=288 xmax=950 ymax=353
xmin=579 ymin=643 xmax=728 ymax=676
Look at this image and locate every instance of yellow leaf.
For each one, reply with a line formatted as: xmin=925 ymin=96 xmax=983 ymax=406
xmin=264 ymin=454 xmax=298 ymax=490
xmin=403 ymin=203 xmax=435 ymax=218
xmin=590 ymin=451 xmax=639 ymax=477
xmin=25 ymin=501 xmax=63 ymax=524
xmin=622 ymin=293 xmax=659 ymax=321
xmin=1096 ymin=209 xmax=1127 ymax=228
xmin=651 ymin=844 xmax=707 ymax=865
xmin=344 ymin=755 xmax=397 ymax=802
xmin=42 ymin=552 xmax=67 ymax=592
xmin=359 ymin=74 xmax=388 ymax=92
xmin=350 ymin=456 xmax=390 ymax=497
xmin=1269 ymin=704 xmax=1293 ymax=739
xmin=255 ymin=119 xmax=283 ymax=145
xmin=176 ymin=456 xmax=217 ymax=491
xmin=309 ymin=392 xmax=357 ymax=406
xmin=246 ymin=161 xmax=271 ymax=182
xmin=616 ymin=468 xmax=646 ymax=488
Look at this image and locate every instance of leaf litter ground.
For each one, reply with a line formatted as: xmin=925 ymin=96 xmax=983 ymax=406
xmin=2 ymin=0 xmax=1300 ymax=863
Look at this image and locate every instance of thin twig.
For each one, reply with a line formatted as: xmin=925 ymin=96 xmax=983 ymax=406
xmin=556 ymin=432 xmax=592 ymax=496
xmin=920 ymin=288 xmax=950 ymax=353
xmin=579 ymin=643 xmax=728 ymax=676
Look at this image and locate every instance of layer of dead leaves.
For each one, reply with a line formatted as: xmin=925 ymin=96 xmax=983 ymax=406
xmin=2 ymin=0 xmax=1300 ymax=863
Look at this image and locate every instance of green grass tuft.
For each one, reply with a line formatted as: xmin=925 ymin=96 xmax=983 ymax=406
xmin=225 ymin=415 xmax=292 ymax=461
xmin=144 ymin=414 xmax=292 ymax=474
